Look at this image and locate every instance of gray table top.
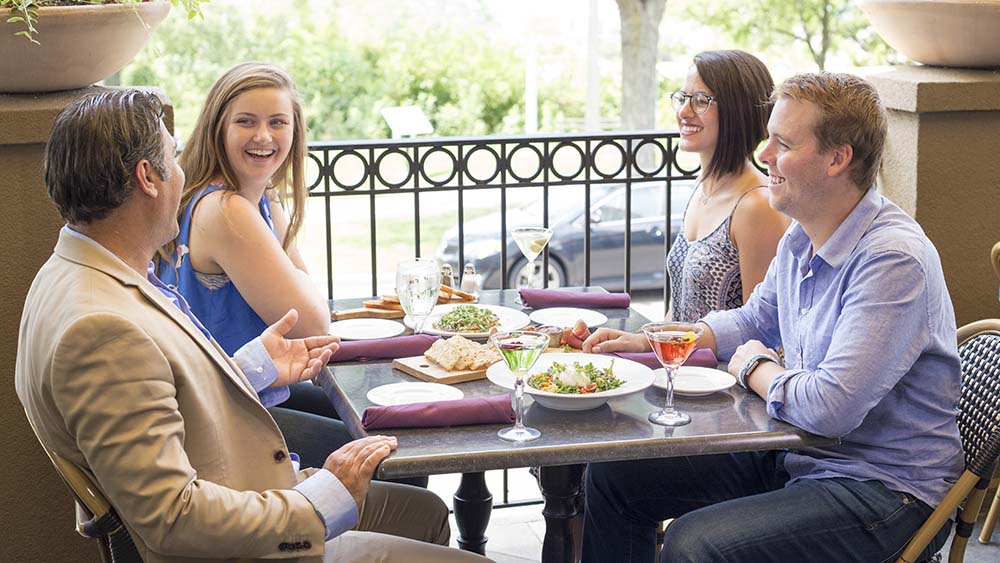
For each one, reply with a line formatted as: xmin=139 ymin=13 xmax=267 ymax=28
xmin=318 ymin=289 xmax=835 ymax=479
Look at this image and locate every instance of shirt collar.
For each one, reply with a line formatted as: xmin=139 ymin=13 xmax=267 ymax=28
xmin=63 ymin=225 xmax=161 ymax=285
xmin=813 ymin=186 xmax=882 ymax=268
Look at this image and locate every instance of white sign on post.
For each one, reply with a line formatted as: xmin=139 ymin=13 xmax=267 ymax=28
xmin=380 ymin=106 xmax=434 ymax=139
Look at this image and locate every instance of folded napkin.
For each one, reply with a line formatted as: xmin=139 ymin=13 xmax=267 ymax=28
xmin=330 ymin=334 xmax=439 ymax=363
xmin=519 ymin=288 xmax=630 ymax=309
xmin=607 ymin=348 xmax=718 ymax=370
xmin=362 ymin=394 xmax=515 ymax=430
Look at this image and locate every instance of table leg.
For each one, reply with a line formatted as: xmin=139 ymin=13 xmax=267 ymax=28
xmin=539 ymin=463 xmax=585 ymax=563
xmin=453 ymin=471 xmax=492 ymax=554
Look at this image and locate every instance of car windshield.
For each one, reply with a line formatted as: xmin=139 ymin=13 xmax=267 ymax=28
xmin=514 ymin=181 xmax=695 ymax=224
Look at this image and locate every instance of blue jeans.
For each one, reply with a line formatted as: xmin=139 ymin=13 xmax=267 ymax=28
xmin=582 ymin=451 xmax=949 ymax=563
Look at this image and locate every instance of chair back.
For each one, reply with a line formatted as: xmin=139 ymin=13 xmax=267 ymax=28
xmin=23 ymin=412 xmax=144 ymax=563
xmin=897 ymin=320 xmax=1000 ymax=563
xmin=957 ymin=321 xmax=1000 ymax=471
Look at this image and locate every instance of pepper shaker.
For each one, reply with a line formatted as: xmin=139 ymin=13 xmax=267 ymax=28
xmin=440 ymin=263 xmax=454 ymax=288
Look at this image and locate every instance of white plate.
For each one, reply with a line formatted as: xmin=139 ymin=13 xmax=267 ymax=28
xmin=366 ymin=382 xmax=464 ymax=406
xmin=486 ymin=353 xmax=654 ymax=411
xmin=407 ymin=303 xmax=530 ymax=338
xmin=653 ymin=366 xmax=736 ymax=397
xmin=329 ymin=318 xmax=405 ymax=340
xmin=529 ymin=307 xmax=608 ymax=329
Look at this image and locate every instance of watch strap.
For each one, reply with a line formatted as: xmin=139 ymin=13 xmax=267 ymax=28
xmin=737 ymin=353 xmax=777 ymax=389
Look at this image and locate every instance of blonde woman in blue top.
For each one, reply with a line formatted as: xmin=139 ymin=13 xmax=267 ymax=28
xmin=159 ymin=62 xmax=347 ymax=471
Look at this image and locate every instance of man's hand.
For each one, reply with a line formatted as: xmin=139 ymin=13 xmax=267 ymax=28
xmin=582 ymin=328 xmax=651 ymax=354
xmin=261 ymin=309 xmax=340 ymax=387
xmin=728 ymin=340 xmax=778 ymax=379
xmin=322 ymin=436 xmax=397 ymax=509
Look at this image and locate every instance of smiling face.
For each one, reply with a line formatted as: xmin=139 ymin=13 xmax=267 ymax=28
xmin=676 ymin=67 xmax=719 ymax=159
xmin=153 ymin=120 xmax=186 ymax=244
xmin=223 ymin=87 xmax=294 ymax=191
xmin=758 ymin=96 xmax=832 ymax=224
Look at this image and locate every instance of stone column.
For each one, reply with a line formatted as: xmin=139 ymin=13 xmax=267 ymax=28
xmin=868 ymin=66 xmax=1000 ymax=326
xmin=0 ymin=86 xmax=172 ymax=562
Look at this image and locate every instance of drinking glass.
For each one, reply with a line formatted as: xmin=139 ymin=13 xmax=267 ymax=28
xmin=642 ymin=321 xmax=703 ymax=426
xmin=396 ymin=258 xmax=441 ymax=334
xmin=491 ymin=330 xmax=549 ymax=442
xmin=511 ymin=226 xmax=553 ymax=289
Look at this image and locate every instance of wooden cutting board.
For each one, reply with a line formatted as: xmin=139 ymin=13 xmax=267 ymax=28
xmin=391 ymin=355 xmax=488 ymax=385
xmin=331 ymin=307 xmax=405 ymax=320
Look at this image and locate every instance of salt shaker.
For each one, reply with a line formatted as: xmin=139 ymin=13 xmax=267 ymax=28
xmin=460 ymin=263 xmax=479 ymax=294
xmin=440 ymin=263 xmax=454 ymax=288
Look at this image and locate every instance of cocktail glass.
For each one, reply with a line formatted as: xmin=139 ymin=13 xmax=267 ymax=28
xmin=511 ymin=226 xmax=553 ymax=289
xmin=642 ymin=321 xmax=703 ymax=426
xmin=396 ymin=258 xmax=441 ymax=334
xmin=491 ymin=330 xmax=549 ymax=442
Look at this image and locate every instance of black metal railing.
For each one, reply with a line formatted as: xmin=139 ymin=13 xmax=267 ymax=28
xmin=306 ymin=130 xmax=698 ymax=308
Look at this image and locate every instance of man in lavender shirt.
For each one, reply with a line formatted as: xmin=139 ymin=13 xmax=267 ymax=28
xmin=581 ymin=73 xmax=962 ymax=562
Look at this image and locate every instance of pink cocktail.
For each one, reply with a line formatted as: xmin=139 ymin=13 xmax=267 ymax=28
xmin=642 ymin=321 xmax=703 ymax=426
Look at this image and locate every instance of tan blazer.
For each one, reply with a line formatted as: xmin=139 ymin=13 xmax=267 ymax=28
xmin=16 ymin=230 xmax=327 ymax=562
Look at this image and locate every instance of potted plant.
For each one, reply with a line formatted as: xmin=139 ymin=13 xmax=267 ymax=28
xmin=0 ymin=0 xmax=205 ymax=93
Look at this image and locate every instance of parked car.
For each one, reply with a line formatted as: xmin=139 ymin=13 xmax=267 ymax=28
xmin=435 ymin=180 xmax=696 ymax=291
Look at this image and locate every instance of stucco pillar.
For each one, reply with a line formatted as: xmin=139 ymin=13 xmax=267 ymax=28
xmin=0 ymin=86 xmax=172 ymax=563
xmin=868 ymin=66 xmax=1000 ymax=326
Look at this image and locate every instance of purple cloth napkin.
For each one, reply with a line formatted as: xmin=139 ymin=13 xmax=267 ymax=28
xmin=607 ymin=348 xmax=718 ymax=370
xmin=362 ymin=394 xmax=515 ymax=430
xmin=519 ymin=288 xmax=630 ymax=309
xmin=330 ymin=334 xmax=439 ymax=363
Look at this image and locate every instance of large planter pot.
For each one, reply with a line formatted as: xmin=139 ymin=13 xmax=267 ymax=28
xmin=0 ymin=1 xmax=170 ymax=93
xmin=860 ymin=0 xmax=1000 ymax=68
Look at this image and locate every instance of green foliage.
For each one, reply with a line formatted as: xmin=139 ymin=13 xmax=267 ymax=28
xmin=120 ymin=4 xmax=589 ymax=142
xmin=682 ymin=0 xmax=895 ymax=71
xmin=2 ymin=0 xmax=207 ymax=43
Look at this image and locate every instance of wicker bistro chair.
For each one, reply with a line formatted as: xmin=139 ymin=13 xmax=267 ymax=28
xmin=980 ymin=243 xmax=1000 ymax=545
xmin=25 ymin=414 xmax=143 ymax=563
xmin=897 ymin=319 xmax=1000 ymax=563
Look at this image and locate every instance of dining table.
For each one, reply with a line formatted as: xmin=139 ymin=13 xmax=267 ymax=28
xmin=317 ymin=287 xmax=838 ymax=563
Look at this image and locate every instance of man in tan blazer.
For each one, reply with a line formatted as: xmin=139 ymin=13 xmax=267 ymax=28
xmin=16 ymin=90 xmax=491 ymax=563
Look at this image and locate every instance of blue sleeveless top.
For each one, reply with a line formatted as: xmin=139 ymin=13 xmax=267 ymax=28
xmin=158 ymin=185 xmax=275 ymax=355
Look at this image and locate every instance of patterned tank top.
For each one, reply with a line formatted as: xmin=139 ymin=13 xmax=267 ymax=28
xmin=666 ymin=187 xmax=765 ymax=321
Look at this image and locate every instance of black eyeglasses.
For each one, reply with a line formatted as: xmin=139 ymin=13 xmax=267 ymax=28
xmin=671 ymin=91 xmax=716 ymax=115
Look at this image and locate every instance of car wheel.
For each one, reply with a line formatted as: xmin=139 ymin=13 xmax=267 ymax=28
xmin=507 ymin=257 xmax=567 ymax=289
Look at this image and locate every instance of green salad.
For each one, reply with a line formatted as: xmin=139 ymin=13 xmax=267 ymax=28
xmin=528 ymin=360 xmax=624 ymax=394
xmin=432 ymin=305 xmax=500 ymax=332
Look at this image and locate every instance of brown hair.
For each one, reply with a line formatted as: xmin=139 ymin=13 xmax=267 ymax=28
xmin=165 ymin=62 xmax=308 ymax=259
xmin=773 ymin=72 xmax=887 ymax=190
xmin=693 ymin=50 xmax=774 ymax=181
xmin=46 ymin=90 xmax=168 ymax=225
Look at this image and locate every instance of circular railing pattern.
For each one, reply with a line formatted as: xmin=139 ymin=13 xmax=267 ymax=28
xmin=308 ymin=133 xmax=699 ymax=194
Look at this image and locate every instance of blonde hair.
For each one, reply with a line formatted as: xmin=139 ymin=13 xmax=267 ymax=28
xmin=773 ymin=73 xmax=887 ymax=191
xmin=161 ymin=62 xmax=308 ymax=262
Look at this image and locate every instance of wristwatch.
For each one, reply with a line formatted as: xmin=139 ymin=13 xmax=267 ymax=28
xmin=737 ymin=353 xmax=777 ymax=389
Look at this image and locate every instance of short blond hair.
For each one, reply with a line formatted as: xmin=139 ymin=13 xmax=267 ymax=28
xmin=773 ymin=73 xmax=887 ymax=190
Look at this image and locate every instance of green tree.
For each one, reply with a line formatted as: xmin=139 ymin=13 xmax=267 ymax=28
xmin=684 ymin=0 xmax=893 ymax=71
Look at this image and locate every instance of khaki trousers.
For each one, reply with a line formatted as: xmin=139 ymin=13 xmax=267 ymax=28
xmin=324 ymin=481 xmax=493 ymax=562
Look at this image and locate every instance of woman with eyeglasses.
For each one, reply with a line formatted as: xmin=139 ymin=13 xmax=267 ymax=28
xmin=665 ymin=49 xmax=791 ymax=321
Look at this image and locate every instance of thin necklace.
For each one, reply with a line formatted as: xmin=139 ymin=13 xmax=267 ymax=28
xmin=696 ymin=180 xmax=712 ymax=205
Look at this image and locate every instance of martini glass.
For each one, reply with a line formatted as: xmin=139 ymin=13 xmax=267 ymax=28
xmin=396 ymin=258 xmax=441 ymax=334
xmin=491 ymin=330 xmax=549 ymax=442
xmin=511 ymin=226 xmax=553 ymax=289
xmin=642 ymin=321 xmax=703 ymax=426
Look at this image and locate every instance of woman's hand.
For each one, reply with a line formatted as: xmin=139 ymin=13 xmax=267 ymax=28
xmin=260 ymin=309 xmax=340 ymax=387
xmin=582 ymin=328 xmax=651 ymax=354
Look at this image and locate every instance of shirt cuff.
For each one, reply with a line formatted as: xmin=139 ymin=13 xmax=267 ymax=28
xmin=232 ymin=337 xmax=289 ymax=407
xmin=700 ymin=310 xmax=744 ymax=361
xmin=293 ymin=468 xmax=359 ymax=540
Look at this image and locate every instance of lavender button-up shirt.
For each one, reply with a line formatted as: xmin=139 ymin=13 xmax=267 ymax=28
xmin=703 ymin=187 xmax=963 ymax=507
